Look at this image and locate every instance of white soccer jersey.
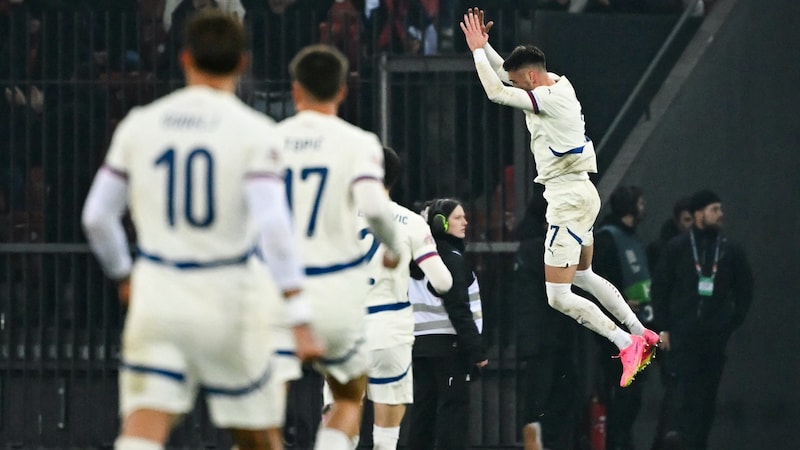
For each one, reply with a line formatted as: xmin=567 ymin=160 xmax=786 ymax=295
xmin=103 ymin=85 xmax=283 ymax=264
xmin=473 ymin=45 xmax=597 ymax=184
xmin=363 ymin=201 xmax=439 ymax=349
xmin=277 ymin=110 xmax=385 ymax=271
xmin=525 ymin=76 xmax=597 ymax=183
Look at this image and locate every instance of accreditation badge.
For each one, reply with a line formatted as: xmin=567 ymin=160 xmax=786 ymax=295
xmin=697 ymin=276 xmax=715 ymax=297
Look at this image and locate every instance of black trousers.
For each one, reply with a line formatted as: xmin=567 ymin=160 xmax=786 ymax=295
xmin=519 ymin=350 xmax=578 ymax=450
xmin=670 ymin=337 xmax=728 ymax=450
xmin=597 ymin=339 xmax=646 ymax=450
xmin=406 ymin=353 xmax=471 ymax=450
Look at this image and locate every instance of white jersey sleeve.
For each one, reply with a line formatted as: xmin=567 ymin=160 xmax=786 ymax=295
xmin=81 ymin=168 xmax=132 ymax=280
xmin=473 ymin=49 xmax=536 ymax=112
xmin=482 ymin=42 xmax=511 ymax=84
xmin=247 ymin=177 xmax=305 ymax=292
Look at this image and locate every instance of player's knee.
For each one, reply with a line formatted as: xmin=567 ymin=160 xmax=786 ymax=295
xmin=328 ymin=375 xmax=367 ymax=403
xmin=545 ymin=282 xmax=573 ymax=311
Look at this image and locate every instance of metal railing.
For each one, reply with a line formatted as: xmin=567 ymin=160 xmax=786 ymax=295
xmin=0 ymin=4 xmax=703 ymax=448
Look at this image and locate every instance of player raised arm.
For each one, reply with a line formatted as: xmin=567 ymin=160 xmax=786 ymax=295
xmin=469 ymin=8 xmax=509 ymax=82
xmin=461 ymin=10 xmax=534 ymax=111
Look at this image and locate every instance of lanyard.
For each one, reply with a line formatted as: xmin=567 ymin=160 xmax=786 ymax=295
xmin=689 ymin=229 xmax=720 ymax=279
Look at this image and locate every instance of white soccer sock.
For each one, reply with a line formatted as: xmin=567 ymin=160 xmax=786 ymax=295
xmin=573 ymin=268 xmax=645 ymax=336
xmin=314 ymin=427 xmax=352 ymax=450
xmin=114 ymin=436 xmax=164 ymax=450
xmin=546 ymin=282 xmax=632 ymax=349
xmin=373 ymin=425 xmax=400 ymax=450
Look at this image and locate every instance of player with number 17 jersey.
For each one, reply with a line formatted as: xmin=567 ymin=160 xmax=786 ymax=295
xmin=277 ymin=110 xmax=393 ymax=382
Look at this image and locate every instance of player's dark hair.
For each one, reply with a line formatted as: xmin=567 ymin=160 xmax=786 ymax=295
xmin=289 ymin=45 xmax=348 ymax=102
xmin=383 ymin=146 xmax=403 ymax=190
xmin=184 ymin=9 xmax=246 ymax=76
xmin=502 ymin=45 xmax=547 ymax=72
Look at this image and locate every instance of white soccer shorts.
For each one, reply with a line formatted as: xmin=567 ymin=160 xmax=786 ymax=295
xmin=543 ymin=179 xmax=601 ymax=267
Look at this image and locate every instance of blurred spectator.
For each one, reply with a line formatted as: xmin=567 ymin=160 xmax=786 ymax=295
xmin=651 ymin=189 xmax=754 ymax=450
xmin=320 ymin=0 xmax=362 ymax=68
xmin=163 ymin=0 xmax=245 ymax=31
xmin=161 ymin=0 xmax=221 ymax=81
xmin=646 ymin=196 xmax=692 ymax=269
xmin=241 ymin=0 xmax=332 ymax=119
xmin=513 ymin=186 xmax=580 ymax=450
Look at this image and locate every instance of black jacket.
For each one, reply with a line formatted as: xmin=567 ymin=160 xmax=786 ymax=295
xmin=651 ymin=227 xmax=753 ymax=341
xmin=412 ymin=234 xmax=486 ymax=365
xmin=593 ymin=215 xmax=637 ymax=291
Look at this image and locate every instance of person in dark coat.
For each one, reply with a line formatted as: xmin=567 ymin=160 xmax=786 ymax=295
xmin=406 ymin=198 xmax=487 ymax=450
xmin=650 ymin=189 xmax=754 ymax=450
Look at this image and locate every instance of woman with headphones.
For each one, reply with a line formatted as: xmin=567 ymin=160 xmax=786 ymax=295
xmin=406 ymin=198 xmax=488 ymax=450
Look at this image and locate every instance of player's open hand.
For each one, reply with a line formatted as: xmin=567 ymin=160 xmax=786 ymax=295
xmin=460 ymin=7 xmax=490 ymax=51
xmin=467 ymin=7 xmax=494 ymax=36
xmin=292 ymin=324 xmax=325 ymax=362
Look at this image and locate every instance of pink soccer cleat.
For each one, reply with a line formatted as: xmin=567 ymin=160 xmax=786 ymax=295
xmin=617 ymin=334 xmax=646 ymax=387
xmin=639 ymin=329 xmax=661 ymax=372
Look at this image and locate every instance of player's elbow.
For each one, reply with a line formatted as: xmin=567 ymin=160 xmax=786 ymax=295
xmin=81 ymin=205 xmax=105 ymax=235
xmin=485 ymin=88 xmax=507 ymax=106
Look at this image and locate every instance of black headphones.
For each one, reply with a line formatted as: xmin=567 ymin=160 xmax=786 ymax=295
xmin=428 ymin=198 xmax=452 ymax=235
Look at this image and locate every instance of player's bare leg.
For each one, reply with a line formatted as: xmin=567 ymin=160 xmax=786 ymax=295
xmin=266 ymin=427 xmax=284 ymax=450
xmin=229 ymin=428 xmax=273 ymax=450
xmin=114 ymin=409 xmax=176 ymax=449
xmin=314 ymin=375 xmax=367 ymax=450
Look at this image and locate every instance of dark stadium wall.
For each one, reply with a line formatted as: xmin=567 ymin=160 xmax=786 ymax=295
xmin=617 ymin=0 xmax=800 ymax=447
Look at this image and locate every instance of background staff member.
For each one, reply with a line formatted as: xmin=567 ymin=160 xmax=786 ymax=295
xmin=406 ymin=198 xmax=487 ymax=450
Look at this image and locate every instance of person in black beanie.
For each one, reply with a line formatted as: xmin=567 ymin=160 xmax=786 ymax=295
xmin=650 ymin=189 xmax=754 ymax=450
xmin=405 ymin=198 xmax=487 ymax=450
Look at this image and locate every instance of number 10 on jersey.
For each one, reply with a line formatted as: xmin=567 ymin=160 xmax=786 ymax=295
xmin=155 ymin=148 xmax=215 ymax=228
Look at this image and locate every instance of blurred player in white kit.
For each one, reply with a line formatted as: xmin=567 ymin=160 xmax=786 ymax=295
xmin=81 ymin=9 xmax=321 ymax=450
xmin=360 ymin=146 xmax=453 ymax=450
xmin=277 ymin=44 xmax=400 ymax=450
